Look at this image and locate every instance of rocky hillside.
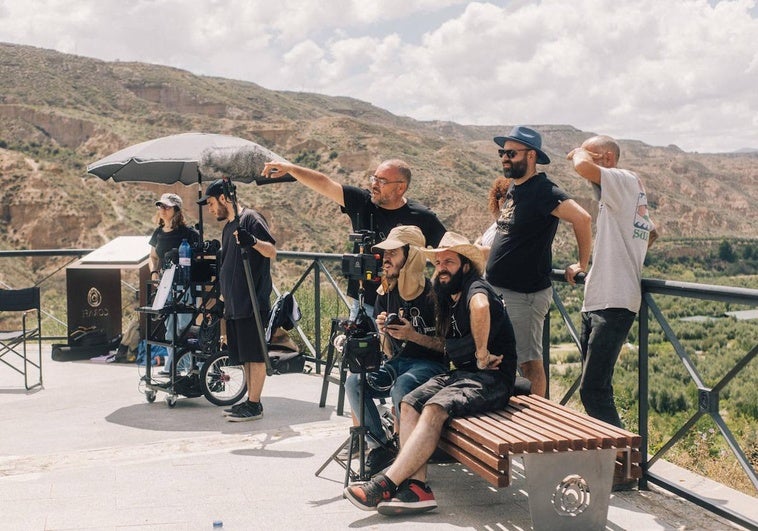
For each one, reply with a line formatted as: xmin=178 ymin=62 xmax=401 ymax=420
xmin=1 ymin=42 xmax=756 ymax=285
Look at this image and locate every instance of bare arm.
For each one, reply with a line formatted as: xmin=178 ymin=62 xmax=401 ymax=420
xmin=552 ymin=198 xmax=593 ymax=285
xmin=261 ymin=161 xmax=345 ymax=206
xmin=470 ymin=293 xmax=502 ymax=370
xmin=567 ymin=147 xmax=602 ymax=185
xmin=384 ymin=316 xmax=444 ymax=352
xmin=149 ymin=247 xmax=160 ymax=274
xmin=251 ymin=239 xmax=277 ymax=259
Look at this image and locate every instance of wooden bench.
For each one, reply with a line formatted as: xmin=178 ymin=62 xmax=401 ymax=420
xmin=438 ymin=394 xmax=641 ymax=530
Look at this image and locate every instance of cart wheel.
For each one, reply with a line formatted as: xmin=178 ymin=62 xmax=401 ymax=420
xmin=145 ymin=390 xmax=157 ymax=403
xmin=166 ymin=395 xmax=177 ymax=408
xmin=201 ymin=350 xmax=247 ymax=406
xmin=174 ymin=349 xmax=194 ymax=377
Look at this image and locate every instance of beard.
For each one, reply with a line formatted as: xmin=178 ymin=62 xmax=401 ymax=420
xmin=215 ymin=202 xmax=230 ymax=221
xmin=433 ymin=266 xmax=466 ymax=300
xmin=432 ymin=266 xmax=468 ymax=338
xmin=503 ymin=157 xmax=528 ymax=180
xmin=383 ymin=262 xmax=399 ymax=280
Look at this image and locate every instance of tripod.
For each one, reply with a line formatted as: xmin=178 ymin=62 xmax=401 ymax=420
xmin=315 ymin=347 xmax=388 ymax=486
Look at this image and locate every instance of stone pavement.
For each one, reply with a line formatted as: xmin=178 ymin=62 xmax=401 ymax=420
xmin=0 ymin=346 xmax=752 ymax=530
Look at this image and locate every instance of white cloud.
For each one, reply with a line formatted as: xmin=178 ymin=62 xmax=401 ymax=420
xmin=1 ymin=0 xmax=756 ymax=152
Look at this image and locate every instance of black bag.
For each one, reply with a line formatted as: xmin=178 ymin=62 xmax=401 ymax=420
xmin=69 ymin=326 xmax=108 ymax=347
xmin=270 ymin=349 xmax=306 ymax=374
xmin=445 ymin=335 xmax=477 ymax=369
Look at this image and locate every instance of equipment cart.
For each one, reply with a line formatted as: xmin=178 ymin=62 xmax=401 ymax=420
xmin=137 ymin=262 xmax=247 ymax=408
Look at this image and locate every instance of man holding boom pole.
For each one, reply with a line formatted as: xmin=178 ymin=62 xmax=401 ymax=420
xmin=198 ymin=179 xmax=277 ymax=422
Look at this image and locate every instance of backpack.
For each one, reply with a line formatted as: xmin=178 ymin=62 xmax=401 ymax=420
xmin=266 ymin=292 xmax=301 ymax=342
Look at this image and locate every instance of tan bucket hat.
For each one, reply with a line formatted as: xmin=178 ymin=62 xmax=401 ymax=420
xmin=423 ymin=231 xmax=485 ymax=276
xmin=372 ymin=225 xmax=426 ymax=251
xmin=373 ymin=226 xmax=427 ymax=300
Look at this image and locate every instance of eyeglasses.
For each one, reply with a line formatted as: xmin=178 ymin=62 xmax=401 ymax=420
xmin=370 ymin=175 xmax=405 ymax=187
xmin=498 ymin=148 xmax=530 ymax=159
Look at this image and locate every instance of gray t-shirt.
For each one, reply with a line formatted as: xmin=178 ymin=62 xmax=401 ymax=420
xmin=583 ymin=167 xmax=655 ymax=313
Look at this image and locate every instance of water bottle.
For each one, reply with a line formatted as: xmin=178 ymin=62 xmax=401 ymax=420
xmin=178 ymin=239 xmax=191 ymax=286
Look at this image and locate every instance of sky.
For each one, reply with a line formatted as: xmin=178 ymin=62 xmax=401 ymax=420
xmin=1 ymin=0 xmax=757 ymax=153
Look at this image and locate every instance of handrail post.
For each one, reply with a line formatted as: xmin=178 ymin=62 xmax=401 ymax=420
xmin=314 ymin=258 xmax=321 ymax=373
xmin=542 ymin=309 xmax=551 ymax=400
xmin=638 ymin=295 xmax=650 ymax=490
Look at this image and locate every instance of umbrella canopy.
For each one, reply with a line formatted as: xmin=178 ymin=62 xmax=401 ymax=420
xmin=86 ymin=132 xmax=286 ymax=184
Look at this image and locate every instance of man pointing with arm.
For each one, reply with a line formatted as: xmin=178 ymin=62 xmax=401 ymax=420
xmin=262 ymin=159 xmax=446 ymax=319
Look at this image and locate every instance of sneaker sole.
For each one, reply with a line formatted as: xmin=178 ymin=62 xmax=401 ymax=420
xmin=343 ymin=486 xmax=379 ymax=511
xmin=226 ymin=411 xmax=263 ymax=422
xmin=221 ymin=403 xmax=247 ymax=416
xmin=377 ymin=500 xmax=437 ymax=516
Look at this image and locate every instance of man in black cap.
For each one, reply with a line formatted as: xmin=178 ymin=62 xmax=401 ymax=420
xmin=485 ymin=126 xmax=592 ymax=397
xmin=198 ymin=179 xmax=277 ymax=421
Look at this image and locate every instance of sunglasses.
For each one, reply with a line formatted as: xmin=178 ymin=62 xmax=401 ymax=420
xmin=498 ymin=148 xmax=530 ymax=159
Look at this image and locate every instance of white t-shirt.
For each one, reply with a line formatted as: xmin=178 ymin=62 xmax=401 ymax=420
xmin=478 ymin=221 xmax=498 ymax=248
xmin=583 ymin=167 xmax=655 ymax=313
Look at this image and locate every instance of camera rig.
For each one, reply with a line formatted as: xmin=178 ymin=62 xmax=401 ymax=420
xmin=340 ymin=230 xmax=382 ymax=282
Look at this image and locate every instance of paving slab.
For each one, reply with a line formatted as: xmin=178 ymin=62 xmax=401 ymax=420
xmin=0 ymin=346 xmax=752 ymax=530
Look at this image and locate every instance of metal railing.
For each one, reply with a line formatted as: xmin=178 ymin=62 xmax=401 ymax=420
xmin=547 ymin=271 xmax=757 ymax=528
xmin=2 ymin=248 xmax=756 ymax=528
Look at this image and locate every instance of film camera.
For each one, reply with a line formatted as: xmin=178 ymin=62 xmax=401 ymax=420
xmin=338 ymin=307 xmax=382 ymax=373
xmin=340 ymin=230 xmax=382 ymax=282
xmin=384 ymin=313 xmax=403 ymax=326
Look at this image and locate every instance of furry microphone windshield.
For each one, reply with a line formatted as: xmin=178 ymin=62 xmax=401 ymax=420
xmin=199 ymin=145 xmax=294 ymax=184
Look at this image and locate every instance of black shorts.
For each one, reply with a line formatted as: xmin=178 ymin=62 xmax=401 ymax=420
xmin=226 ymin=317 xmax=266 ymax=364
xmin=401 ymin=370 xmax=513 ymax=419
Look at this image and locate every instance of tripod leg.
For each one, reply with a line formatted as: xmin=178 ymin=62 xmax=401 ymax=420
xmin=315 ymin=434 xmax=352 ymax=477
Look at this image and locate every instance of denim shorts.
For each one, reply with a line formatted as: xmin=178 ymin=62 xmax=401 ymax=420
xmin=402 ymin=370 xmax=513 ymax=420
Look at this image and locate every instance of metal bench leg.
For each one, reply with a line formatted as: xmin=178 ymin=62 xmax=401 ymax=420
xmin=522 ymin=448 xmax=616 ymax=531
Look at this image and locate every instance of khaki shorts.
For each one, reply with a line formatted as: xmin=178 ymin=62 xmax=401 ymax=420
xmin=493 ymin=286 xmax=552 ymax=365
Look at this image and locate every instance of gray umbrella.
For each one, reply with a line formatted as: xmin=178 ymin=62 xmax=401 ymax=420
xmin=86 ymin=132 xmax=289 ymax=184
xmin=87 ymin=132 xmax=291 ymax=376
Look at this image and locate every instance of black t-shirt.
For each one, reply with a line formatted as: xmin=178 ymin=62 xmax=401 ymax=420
xmin=149 ymin=225 xmax=201 ymax=269
xmin=485 ymin=173 xmax=570 ymax=293
xmin=374 ymin=279 xmax=442 ymax=363
xmin=218 ymin=208 xmax=275 ymax=320
xmin=341 ymin=185 xmax=446 ymax=305
xmin=445 ymin=276 xmax=517 ymax=378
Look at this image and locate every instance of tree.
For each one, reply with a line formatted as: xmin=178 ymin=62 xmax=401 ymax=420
xmin=718 ymin=240 xmax=736 ymax=262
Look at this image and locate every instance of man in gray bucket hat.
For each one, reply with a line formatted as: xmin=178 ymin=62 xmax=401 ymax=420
xmin=485 ymin=126 xmax=592 ymax=397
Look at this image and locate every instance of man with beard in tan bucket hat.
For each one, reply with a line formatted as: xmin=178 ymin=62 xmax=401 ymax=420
xmin=344 ymin=232 xmax=517 ymax=516
xmin=344 ymin=225 xmax=447 ymax=476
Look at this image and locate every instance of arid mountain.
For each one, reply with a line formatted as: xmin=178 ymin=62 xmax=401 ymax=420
xmin=1 ymin=42 xmax=756 ymax=283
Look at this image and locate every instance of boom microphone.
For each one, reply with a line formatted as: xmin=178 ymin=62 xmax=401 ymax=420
xmin=199 ymin=145 xmax=295 ymax=185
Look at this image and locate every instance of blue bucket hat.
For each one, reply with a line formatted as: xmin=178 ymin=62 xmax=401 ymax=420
xmin=494 ymin=125 xmax=551 ymax=164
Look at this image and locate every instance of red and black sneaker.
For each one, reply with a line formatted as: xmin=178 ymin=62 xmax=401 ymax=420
xmin=377 ymin=479 xmax=437 ymax=516
xmin=343 ymin=474 xmax=396 ymax=511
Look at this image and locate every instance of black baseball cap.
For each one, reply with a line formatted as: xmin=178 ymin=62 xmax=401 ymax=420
xmin=197 ymin=179 xmax=225 ymax=205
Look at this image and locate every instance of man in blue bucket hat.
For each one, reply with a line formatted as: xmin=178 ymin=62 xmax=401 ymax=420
xmin=485 ymin=126 xmax=592 ymax=397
